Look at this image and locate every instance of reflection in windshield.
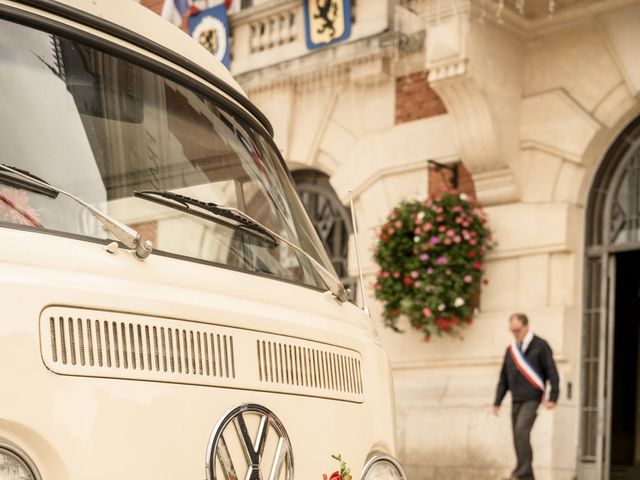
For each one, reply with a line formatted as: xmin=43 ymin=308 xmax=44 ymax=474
xmin=0 ymin=18 xmax=336 ymax=290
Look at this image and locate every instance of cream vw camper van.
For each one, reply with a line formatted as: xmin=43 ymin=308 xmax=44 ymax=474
xmin=0 ymin=1 xmax=404 ymax=479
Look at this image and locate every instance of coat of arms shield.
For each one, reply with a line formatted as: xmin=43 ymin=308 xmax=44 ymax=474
xmin=304 ymin=0 xmax=352 ymax=50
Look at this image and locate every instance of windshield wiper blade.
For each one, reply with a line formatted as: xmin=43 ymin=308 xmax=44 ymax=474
xmin=0 ymin=164 xmax=153 ymax=260
xmin=134 ymin=190 xmax=279 ymax=249
xmin=0 ymin=164 xmax=59 ymax=198
xmin=135 ymin=189 xmax=349 ymax=303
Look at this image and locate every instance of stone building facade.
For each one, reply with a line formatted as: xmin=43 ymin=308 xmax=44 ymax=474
xmin=143 ymin=1 xmax=640 ymax=478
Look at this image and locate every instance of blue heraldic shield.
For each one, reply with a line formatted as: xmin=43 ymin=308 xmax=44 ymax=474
xmin=189 ymin=4 xmax=231 ymax=68
xmin=304 ymin=0 xmax=352 ymax=50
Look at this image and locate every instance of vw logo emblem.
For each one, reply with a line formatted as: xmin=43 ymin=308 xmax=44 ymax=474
xmin=206 ymin=404 xmax=294 ymax=480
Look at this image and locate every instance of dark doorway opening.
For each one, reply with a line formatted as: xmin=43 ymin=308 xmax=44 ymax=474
xmin=611 ymin=250 xmax=640 ymax=479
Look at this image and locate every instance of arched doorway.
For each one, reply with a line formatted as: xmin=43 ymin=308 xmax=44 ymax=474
xmin=580 ymin=116 xmax=640 ymax=480
xmin=291 ymin=170 xmax=355 ymax=294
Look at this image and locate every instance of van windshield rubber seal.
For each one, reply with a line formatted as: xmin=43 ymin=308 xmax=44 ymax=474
xmin=4 ymin=0 xmax=274 ymax=137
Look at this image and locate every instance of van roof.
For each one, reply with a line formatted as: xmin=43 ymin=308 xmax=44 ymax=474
xmin=8 ymin=0 xmax=273 ymax=135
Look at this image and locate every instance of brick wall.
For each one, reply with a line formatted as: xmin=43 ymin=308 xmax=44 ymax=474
xmin=395 ymin=71 xmax=447 ymax=124
xmin=141 ymin=0 xmax=163 ymax=15
xmin=428 ymin=161 xmax=476 ymax=200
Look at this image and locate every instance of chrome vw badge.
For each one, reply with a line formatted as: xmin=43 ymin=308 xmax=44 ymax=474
xmin=206 ymin=404 xmax=294 ymax=480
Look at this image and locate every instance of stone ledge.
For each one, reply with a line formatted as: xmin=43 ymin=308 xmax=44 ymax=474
xmin=472 ymin=168 xmax=519 ymax=206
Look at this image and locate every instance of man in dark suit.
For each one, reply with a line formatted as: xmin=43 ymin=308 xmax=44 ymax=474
xmin=492 ymin=313 xmax=560 ymax=480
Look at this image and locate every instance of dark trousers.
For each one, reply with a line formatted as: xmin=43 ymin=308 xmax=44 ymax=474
xmin=511 ymin=400 xmax=539 ymax=480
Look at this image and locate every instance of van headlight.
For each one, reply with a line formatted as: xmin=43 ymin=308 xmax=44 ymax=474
xmin=0 ymin=442 xmax=39 ymax=480
xmin=361 ymin=452 xmax=406 ymax=480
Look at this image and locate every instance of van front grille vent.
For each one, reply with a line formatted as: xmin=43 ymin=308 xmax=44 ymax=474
xmin=256 ymin=340 xmax=363 ymax=395
xmin=41 ymin=307 xmax=237 ymax=388
xmin=40 ymin=307 xmax=364 ymax=402
xmin=48 ymin=316 xmax=235 ymax=378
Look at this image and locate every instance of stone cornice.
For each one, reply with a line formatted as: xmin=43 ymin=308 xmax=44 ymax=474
xmin=470 ymin=0 xmax=638 ymax=38
xmin=239 ymin=45 xmax=393 ymax=95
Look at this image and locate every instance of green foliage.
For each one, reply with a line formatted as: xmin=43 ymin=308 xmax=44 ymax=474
xmin=373 ymin=191 xmax=493 ymax=342
xmin=331 ymin=454 xmax=351 ymax=480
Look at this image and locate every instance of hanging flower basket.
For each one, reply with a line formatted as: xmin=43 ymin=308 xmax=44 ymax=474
xmin=373 ymin=191 xmax=493 ymax=341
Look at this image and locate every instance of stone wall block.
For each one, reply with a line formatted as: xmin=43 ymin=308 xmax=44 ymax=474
xmin=520 ymin=90 xmax=601 ymax=162
xmin=353 ymin=181 xmax=390 ymax=237
xmin=318 ymin=120 xmax=357 ymax=166
xmin=313 ymin=151 xmax=340 ymax=176
xmin=517 ymin=254 xmax=550 ymax=308
xmin=466 ymin=406 xmax=516 ymax=466
xmin=330 ymin=115 xmax=457 ymax=202
xmin=401 ymin=409 xmax=471 ymax=467
xmin=551 ymin=405 xmax=580 ymax=471
xmin=485 ymin=203 xmax=571 ymax=255
xmin=443 ymin=374 xmax=500 ymax=408
xmin=598 ymin=3 xmax=640 ymax=96
xmin=394 ymin=375 xmax=450 ymax=410
xmin=592 ymin=82 xmax=636 ymax=128
xmin=524 ymin=24 xmax=624 ymax=112
xmin=553 ymin=160 xmax=586 ymax=205
xmin=481 ymin=258 xmax=519 ymax=312
xmin=520 ymin=149 xmax=563 ymax=203
xmin=254 ymin=86 xmax=294 ymax=157
xmin=376 ymin=310 xmax=514 ymax=366
xmin=381 ymin=170 xmax=428 ymax=211
xmin=549 ymin=253 xmax=575 ymax=307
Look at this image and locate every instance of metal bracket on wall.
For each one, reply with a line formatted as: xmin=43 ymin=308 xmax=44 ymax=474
xmin=427 ymin=159 xmax=459 ymax=190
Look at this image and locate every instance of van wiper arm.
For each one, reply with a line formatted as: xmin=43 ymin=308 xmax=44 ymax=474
xmin=134 ymin=190 xmax=279 ymax=249
xmin=0 ymin=164 xmax=59 ymax=198
xmin=134 ymin=190 xmax=349 ymax=303
xmin=0 ymin=164 xmax=153 ymax=260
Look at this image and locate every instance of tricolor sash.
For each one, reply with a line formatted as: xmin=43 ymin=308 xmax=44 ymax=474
xmin=509 ymin=341 xmax=545 ymax=391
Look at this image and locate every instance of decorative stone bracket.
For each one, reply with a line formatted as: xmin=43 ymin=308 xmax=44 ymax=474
xmin=425 ymin=5 xmax=520 ymax=205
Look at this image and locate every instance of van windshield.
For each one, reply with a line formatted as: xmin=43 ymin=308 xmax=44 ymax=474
xmin=0 ymin=18 xmax=336 ymax=290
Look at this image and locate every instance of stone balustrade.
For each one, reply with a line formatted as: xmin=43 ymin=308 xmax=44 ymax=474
xmin=229 ymin=0 xmax=306 ymax=75
xmin=229 ymin=0 xmax=386 ymax=77
xmin=247 ymin=5 xmax=297 ymax=53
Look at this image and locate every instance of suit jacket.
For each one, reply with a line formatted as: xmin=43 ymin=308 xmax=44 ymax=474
xmin=494 ymin=334 xmax=560 ymax=405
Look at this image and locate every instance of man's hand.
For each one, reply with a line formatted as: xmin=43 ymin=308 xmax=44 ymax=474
xmin=545 ymin=401 xmax=557 ymax=410
xmin=492 ymin=405 xmax=500 ymax=416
